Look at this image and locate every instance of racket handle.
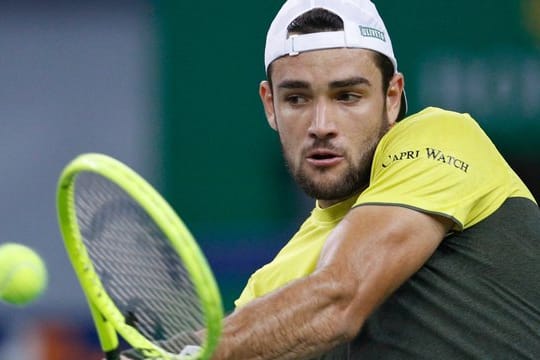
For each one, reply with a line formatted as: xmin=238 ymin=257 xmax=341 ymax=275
xmin=105 ymin=348 xmax=121 ymax=360
xmin=88 ymin=301 xmax=120 ymax=358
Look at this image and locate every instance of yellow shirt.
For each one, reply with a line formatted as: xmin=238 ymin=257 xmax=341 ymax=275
xmin=356 ymin=107 xmax=533 ymax=230
xmin=234 ymin=195 xmax=358 ymax=308
xmin=234 ymin=107 xmax=535 ymax=308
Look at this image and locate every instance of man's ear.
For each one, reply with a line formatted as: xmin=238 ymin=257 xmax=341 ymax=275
xmin=386 ymin=73 xmax=405 ymax=125
xmin=259 ymin=80 xmax=278 ymax=131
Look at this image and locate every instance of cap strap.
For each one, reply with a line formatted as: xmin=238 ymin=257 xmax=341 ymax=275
xmin=285 ymin=31 xmax=348 ymax=56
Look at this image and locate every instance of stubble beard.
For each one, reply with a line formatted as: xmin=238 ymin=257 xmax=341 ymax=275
xmin=282 ymin=114 xmax=390 ymax=202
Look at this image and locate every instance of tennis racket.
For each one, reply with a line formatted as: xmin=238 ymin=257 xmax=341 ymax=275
xmin=56 ymin=153 xmax=223 ymax=359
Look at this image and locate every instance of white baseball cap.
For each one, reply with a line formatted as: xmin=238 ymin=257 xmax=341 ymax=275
xmin=264 ymin=0 xmax=407 ymax=118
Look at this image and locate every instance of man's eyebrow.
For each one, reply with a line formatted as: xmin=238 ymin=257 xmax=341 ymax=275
xmin=277 ymin=80 xmax=310 ymax=89
xmin=276 ymin=77 xmax=372 ymax=90
xmin=329 ymin=77 xmax=372 ymax=88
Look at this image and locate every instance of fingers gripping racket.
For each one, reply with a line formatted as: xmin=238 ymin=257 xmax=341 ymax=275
xmin=56 ymin=153 xmax=223 ymax=359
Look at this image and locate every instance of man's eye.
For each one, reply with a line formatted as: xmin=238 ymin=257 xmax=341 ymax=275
xmin=337 ymin=93 xmax=361 ymax=102
xmin=286 ymin=95 xmax=308 ymax=105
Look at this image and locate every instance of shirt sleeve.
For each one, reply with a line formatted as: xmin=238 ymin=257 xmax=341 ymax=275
xmin=234 ymin=277 xmax=255 ymax=308
xmin=354 ymin=107 xmax=519 ymax=230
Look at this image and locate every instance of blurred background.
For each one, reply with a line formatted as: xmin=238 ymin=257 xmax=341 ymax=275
xmin=0 ymin=0 xmax=538 ymax=358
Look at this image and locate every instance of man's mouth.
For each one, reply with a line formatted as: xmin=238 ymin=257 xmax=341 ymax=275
xmin=306 ymin=149 xmax=344 ymax=167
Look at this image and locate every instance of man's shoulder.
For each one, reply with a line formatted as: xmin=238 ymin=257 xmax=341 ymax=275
xmin=390 ymin=106 xmax=481 ymax=140
xmin=402 ymin=106 xmax=474 ymax=125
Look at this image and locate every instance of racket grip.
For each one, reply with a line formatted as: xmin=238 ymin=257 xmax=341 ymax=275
xmin=105 ymin=348 xmax=121 ymax=360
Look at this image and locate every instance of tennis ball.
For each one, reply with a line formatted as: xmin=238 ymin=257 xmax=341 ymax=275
xmin=0 ymin=243 xmax=48 ymax=306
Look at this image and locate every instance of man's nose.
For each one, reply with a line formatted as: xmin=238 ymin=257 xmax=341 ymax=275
xmin=308 ymin=100 xmax=338 ymax=139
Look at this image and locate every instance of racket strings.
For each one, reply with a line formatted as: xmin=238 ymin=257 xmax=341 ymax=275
xmin=74 ymin=172 xmax=204 ymax=351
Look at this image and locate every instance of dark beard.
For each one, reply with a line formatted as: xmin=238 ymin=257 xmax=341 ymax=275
xmin=283 ymin=115 xmax=390 ymax=201
xmin=292 ymin=150 xmax=372 ymax=201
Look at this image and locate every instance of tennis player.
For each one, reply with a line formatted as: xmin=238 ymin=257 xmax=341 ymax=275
xmin=202 ymin=0 xmax=540 ymax=358
xmin=124 ymin=0 xmax=540 ymax=358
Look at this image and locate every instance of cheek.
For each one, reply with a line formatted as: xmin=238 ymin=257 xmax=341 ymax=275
xmin=277 ymin=130 xmax=299 ymax=155
xmin=274 ymin=110 xmax=309 ymax=140
xmin=342 ymin=115 xmax=387 ymax=148
xmin=275 ymin=125 xmax=306 ymax=164
xmin=274 ymin=110 xmax=299 ymax=133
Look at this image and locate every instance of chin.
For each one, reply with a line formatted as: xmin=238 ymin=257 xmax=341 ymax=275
xmin=300 ymin=178 xmax=358 ymax=201
xmin=295 ymin=165 xmax=368 ymax=201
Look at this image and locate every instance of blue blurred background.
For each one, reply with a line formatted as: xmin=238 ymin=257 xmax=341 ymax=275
xmin=0 ymin=0 xmax=539 ymax=358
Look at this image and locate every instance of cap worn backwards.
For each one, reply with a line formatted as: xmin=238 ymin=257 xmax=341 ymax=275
xmin=264 ymin=0 xmax=407 ymax=117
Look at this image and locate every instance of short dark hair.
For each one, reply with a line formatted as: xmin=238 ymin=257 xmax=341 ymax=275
xmin=267 ymin=8 xmax=402 ymax=120
xmin=287 ymin=7 xmax=344 ymax=34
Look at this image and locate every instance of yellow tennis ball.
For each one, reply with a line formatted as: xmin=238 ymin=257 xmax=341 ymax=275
xmin=0 ymin=243 xmax=48 ymax=306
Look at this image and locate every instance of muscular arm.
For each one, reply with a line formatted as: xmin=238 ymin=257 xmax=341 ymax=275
xmin=211 ymin=205 xmax=453 ymax=359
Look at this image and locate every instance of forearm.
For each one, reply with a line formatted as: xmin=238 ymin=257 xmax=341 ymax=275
xmin=211 ymin=268 xmax=359 ymax=360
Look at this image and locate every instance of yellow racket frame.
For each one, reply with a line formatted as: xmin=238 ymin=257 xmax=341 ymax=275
xmin=57 ymin=153 xmax=223 ymax=359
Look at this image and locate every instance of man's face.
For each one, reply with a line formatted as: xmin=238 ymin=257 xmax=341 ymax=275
xmin=260 ymin=48 xmax=403 ymax=207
